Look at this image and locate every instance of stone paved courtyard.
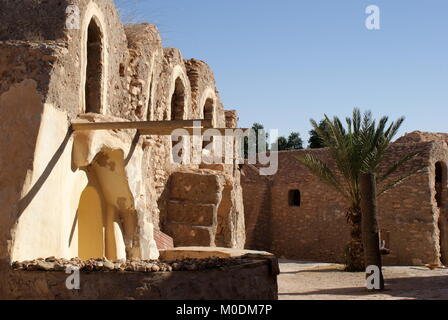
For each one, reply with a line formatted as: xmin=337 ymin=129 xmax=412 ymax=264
xmin=278 ymin=260 xmax=448 ymax=300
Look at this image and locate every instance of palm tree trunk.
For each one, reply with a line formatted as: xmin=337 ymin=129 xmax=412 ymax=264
xmin=345 ymin=206 xmax=364 ymax=271
xmin=360 ymin=172 xmax=385 ymax=290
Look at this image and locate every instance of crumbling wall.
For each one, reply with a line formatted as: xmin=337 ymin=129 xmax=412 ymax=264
xmin=122 ymin=23 xmax=163 ymax=121
xmin=0 ymin=0 xmax=69 ymax=41
xmin=185 ymin=58 xmax=222 ymax=123
xmin=0 ymin=0 xmax=246 ymax=264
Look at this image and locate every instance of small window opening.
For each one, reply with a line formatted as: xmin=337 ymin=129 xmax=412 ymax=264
xmin=289 ymin=190 xmax=301 ymax=207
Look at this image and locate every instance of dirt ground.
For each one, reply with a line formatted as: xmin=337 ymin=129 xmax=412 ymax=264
xmin=278 ymin=260 xmax=448 ymax=300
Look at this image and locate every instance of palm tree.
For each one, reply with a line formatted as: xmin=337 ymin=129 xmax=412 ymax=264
xmin=296 ymin=109 xmax=423 ymax=272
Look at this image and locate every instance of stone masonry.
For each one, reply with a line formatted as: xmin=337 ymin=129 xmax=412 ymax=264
xmin=0 ymin=0 xmax=246 ymax=268
xmin=243 ymin=132 xmax=448 ymax=266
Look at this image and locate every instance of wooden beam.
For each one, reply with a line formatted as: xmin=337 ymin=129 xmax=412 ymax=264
xmin=139 ymin=128 xmax=249 ymax=136
xmin=71 ymin=119 xmax=213 ymax=131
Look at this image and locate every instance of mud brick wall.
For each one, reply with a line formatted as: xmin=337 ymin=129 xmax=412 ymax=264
xmin=242 ymin=135 xmax=448 ymax=266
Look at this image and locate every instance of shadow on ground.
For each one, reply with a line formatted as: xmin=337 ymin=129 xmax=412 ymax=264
xmin=278 ymin=261 xmax=448 ymax=300
xmin=280 ymin=275 xmax=448 ymax=299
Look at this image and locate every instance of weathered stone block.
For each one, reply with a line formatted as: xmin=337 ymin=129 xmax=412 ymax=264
xmin=167 ymin=201 xmax=216 ymax=226
xmin=199 ymin=163 xmax=225 ymax=171
xmin=170 ymin=172 xmax=223 ymax=204
xmin=165 ymin=223 xmax=215 ymax=247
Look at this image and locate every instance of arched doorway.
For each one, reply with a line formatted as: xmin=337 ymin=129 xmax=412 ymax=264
xmin=435 ymin=161 xmax=448 ymax=265
xmin=76 ymin=150 xmax=138 ymax=261
xmin=85 ymin=17 xmax=104 ymax=113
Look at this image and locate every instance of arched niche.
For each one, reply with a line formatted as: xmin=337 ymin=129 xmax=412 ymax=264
xmin=85 ymin=16 xmax=104 ymax=114
xmin=171 ymin=77 xmax=186 ymax=121
xmin=79 ymin=2 xmax=109 ymax=115
xmin=169 ymin=69 xmax=189 ymax=163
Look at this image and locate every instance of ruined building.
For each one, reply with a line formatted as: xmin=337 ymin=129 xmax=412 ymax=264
xmin=243 ymin=132 xmax=448 ymax=267
xmin=0 ymin=0 xmax=246 ymax=267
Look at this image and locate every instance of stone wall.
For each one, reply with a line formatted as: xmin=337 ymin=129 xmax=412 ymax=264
xmin=0 ymin=0 xmax=246 ymax=265
xmin=0 ymin=257 xmax=278 ymax=300
xmin=242 ymin=134 xmax=448 ymax=266
xmin=241 ymin=165 xmax=272 ymax=251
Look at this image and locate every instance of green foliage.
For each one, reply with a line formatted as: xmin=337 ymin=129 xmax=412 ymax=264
xmin=276 ymin=132 xmax=304 ymax=151
xmin=296 ymin=108 xmax=425 ymax=209
xmin=308 ymin=120 xmax=328 ymax=149
xmin=287 ymin=132 xmax=303 ymax=150
xmin=244 ymin=123 xmax=270 ymax=158
xmin=277 ymin=136 xmax=289 ymax=151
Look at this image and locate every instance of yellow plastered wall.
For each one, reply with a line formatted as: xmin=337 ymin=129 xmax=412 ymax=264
xmin=77 ymin=184 xmax=105 ymax=260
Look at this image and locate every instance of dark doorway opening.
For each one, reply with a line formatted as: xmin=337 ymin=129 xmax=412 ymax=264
xmin=435 ymin=161 xmax=448 ymax=265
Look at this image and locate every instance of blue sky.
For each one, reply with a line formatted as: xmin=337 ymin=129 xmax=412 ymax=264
xmin=116 ymin=0 xmax=448 ymax=143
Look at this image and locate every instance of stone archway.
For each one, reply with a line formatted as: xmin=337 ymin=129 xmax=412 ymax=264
xmin=76 ymin=149 xmax=139 ymax=261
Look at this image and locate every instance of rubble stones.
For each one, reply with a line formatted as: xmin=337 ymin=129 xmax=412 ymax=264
xmin=11 ymin=257 xmax=251 ymax=273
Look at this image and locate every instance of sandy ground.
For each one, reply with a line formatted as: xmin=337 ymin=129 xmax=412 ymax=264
xmin=278 ymin=260 xmax=448 ymax=300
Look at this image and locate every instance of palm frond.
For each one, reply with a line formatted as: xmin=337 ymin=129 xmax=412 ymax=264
xmin=301 ymin=109 xmax=413 ymax=209
xmin=378 ymin=165 xmax=427 ymax=197
xmin=378 ymin=152 xmax=420 ymax=182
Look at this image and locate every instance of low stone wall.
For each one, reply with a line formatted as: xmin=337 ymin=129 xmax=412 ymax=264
xmin=0 ymin=258 xmax=278 ymax=300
